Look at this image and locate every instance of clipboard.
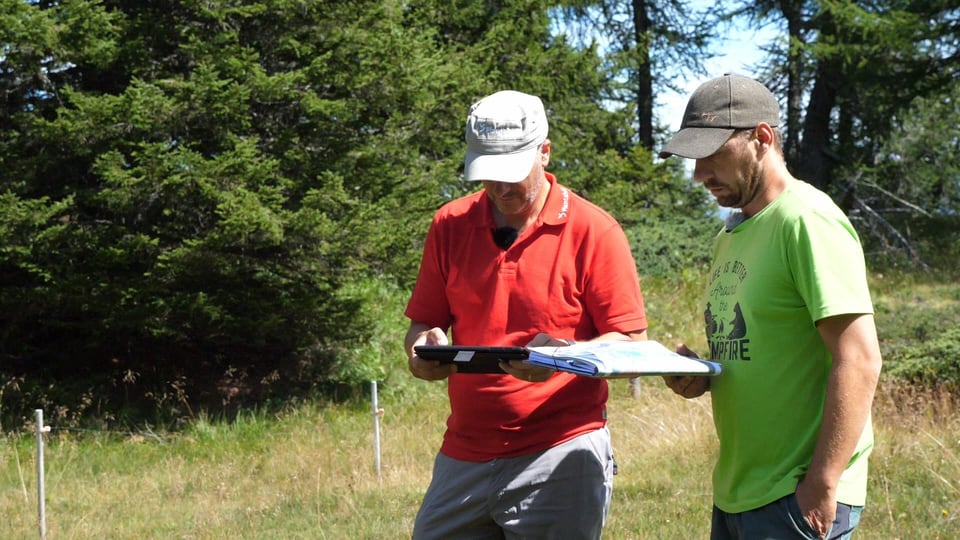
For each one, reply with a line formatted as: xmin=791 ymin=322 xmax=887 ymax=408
xmin=525 ymin=340 xmax=722 ymax=378
xmin=413 ymin=345 xmax=529 ymax=374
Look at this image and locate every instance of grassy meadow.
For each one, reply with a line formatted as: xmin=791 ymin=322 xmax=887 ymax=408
xmin=2 ymin=271 xmax=958 ymax=539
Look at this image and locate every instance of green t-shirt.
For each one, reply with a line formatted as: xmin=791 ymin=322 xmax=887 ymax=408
xmin=706 ymin=180 xmax=875 ymax=513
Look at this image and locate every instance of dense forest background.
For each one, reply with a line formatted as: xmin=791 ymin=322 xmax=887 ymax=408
xmin=1 ymin=0 xmax=958 ymax=429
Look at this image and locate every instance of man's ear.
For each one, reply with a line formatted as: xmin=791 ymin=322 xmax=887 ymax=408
xmin=540 ymin=139 xmax=551 ymax=167
xmin=755 ymin=123 xmax=774 ymax=150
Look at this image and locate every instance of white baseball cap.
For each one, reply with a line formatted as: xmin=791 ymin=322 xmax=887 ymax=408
xmin=463 ymin=90 xmax=548 ymax=183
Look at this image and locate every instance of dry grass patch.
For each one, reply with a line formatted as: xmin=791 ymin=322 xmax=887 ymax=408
xmin=2 ymin=373 xmax=958 ymax=538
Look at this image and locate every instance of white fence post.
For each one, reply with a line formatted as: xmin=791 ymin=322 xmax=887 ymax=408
xmin=34 ymin=409 xmax=49 ymax=540
xmin=371 ymin=381 xmax=382 ymax=481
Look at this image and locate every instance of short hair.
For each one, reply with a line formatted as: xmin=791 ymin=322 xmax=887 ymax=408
xmin=732 ymin=126 xmax=783 ymax=157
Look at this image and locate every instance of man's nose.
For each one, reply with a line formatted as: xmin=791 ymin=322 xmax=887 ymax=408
xmin=490 ymin=181 xmax=513 ymax=195
xmin=692 ymin=161 xmax=708 ymax=184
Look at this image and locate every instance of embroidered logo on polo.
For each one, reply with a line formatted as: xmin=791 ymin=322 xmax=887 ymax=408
xmin=557 ymin=187 xmax=570 ymax=219
xmin=705 ymin=258 xmax=751 ymax=361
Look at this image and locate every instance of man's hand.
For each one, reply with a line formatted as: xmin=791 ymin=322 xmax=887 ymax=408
xmin=500 ymin=360 xmax=555 ymax=383
xmin=796 ymin=476 xmax=837 ymax=539
xmin=662 ymin=343 xmax=711 ymax=398
xmin=525 ymin=332 xmax=574 ymax=347
xmin=499 ymin=332 xmax=571 ymax=382
xmin=406 ymin=325 xmax=456 ymax=381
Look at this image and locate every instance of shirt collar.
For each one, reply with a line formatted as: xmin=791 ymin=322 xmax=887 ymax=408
xmin=540 ymin=172 xmax=571 ymax=226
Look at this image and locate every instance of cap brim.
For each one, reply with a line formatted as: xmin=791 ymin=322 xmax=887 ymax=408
xmin=464 ymin=146 xmax=538 ymax=183
xmin=658 ymin=127 xmax=735 ymax=159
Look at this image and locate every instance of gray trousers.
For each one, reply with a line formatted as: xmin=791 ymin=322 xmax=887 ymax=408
xmin=412 ymin=427 xmax=615 ymax=540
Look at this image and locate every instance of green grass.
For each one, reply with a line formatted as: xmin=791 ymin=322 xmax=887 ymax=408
xmin=2 ymin=272 xmax=959 ymax=538
xmin=3 ymin=381 xmax=956 ymax=539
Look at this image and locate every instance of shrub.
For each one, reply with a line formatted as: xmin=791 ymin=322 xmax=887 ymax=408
xmin=884 ymin=328 xmax=960 ymax=390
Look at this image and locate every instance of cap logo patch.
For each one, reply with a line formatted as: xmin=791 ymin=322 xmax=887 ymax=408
xmin=475 ymin=120 xmax=522 ymax=138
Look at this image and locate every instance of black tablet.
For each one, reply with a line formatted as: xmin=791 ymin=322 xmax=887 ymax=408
xmin=414 ymin=345 xmax=529 ymax=374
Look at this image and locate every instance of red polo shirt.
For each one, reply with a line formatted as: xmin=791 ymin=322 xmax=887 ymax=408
xmin=405 ymin=173 xmax=647 ymax=461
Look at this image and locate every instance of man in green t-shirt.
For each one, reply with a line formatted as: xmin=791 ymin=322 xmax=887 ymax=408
xmin=659 ymin=74 xmax=883 ymax=540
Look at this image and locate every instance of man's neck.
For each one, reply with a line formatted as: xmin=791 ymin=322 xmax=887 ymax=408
xmin=742 ymin=163 xmax=793 ymax=218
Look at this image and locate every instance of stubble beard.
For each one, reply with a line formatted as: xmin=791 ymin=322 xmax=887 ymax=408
xmin=725 ymin=156 xmax=763 ymax=210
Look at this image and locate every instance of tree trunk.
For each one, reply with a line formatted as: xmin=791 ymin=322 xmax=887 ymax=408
xmin=779 ymin=0 xmax=805 ymax=166
xmin=796 ymin=60 xmax=839 ymax=190
xmin=633 ymin=0 xmax=654 ymax=150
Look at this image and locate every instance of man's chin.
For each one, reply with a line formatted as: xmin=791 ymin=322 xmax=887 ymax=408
xmin=712 ymin=195 xmax=738 ymax=207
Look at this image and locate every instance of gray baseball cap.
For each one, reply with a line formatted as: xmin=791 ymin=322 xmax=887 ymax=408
xmin=659 ymin=74 xmax=780 ymax=159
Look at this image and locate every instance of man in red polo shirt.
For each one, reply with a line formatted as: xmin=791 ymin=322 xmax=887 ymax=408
xmin=404 ymin=90 xmax=648 ymax=539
